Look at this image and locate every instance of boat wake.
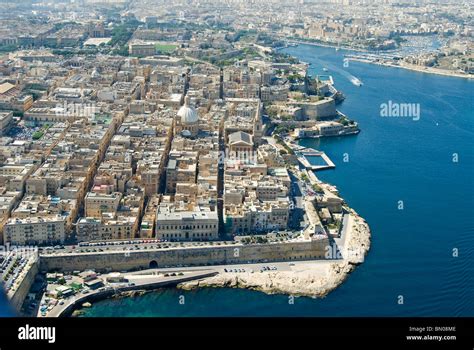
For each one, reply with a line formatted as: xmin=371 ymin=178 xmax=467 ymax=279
xmin=350 ymin=76 xmax=363 ymax=86
xmin=312 ymin=56 xmax=363 ymax=86
xmin=334 ymin=66 xmax=363 ymax=86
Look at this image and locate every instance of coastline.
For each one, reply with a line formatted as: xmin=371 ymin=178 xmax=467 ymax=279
xmin=282 ymin=41 xmax=473 ymax=80
xmin=43 ymin=270 xmax=218 ymax=317
xmin=178 ymin=46 xmax=373 ymax=299
xmin=348 ymin=57 xmax=474 ymax=80
xmin=178 ymin=207 xmax=371 ymax=298
xmin=285 ymin=39 xmax=368 ymax=53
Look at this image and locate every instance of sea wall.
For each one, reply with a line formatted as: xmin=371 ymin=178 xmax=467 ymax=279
xmin=39 ymin=239 xmax=330 ymax=273
xmin=9 ymin=259 xmax=39 ymax=312
xmin=179 ymin=211 xmax=371 ymax=298
xmin=56 ymin=271 xmax=218 ymax=317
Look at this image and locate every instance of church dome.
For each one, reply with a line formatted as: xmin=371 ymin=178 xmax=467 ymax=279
xmin=177 ymin=95 xmax=198 ymax=124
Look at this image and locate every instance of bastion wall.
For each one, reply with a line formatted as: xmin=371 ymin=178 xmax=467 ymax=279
xmin=39 ymin=239 xmax=330 ymax=272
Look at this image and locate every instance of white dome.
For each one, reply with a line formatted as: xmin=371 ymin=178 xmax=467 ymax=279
xmin=181 ymin=130 xmax=192 ymax=137
xmin=177 ymin=95 xmax=198 ymax=124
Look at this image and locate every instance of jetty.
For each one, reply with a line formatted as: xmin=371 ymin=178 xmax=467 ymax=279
xmin=295 ymin=147 xmax=335 ymax=171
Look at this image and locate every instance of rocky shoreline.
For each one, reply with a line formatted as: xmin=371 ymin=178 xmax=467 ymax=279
xmin=178 ymin=209 xmax=371 ymax=298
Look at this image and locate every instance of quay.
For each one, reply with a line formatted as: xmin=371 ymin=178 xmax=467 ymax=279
xmin=296 ymin=148 xmax=335 ymax=171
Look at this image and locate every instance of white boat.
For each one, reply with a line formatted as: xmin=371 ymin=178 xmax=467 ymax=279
xmin=323 ymin=68 xmax=328 ymax=72
xmin=350 ymin=77 xmax=363 ymax=87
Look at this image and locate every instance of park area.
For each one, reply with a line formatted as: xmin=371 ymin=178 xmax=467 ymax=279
xmin=154 ymin=43 xmax=177 ymax=54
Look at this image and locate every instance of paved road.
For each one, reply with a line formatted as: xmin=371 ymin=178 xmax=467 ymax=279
xmin=41 ymin=257 xmax=338 ymax=317
xmin=334 ymin=213 xmax=351 ymax=252
xmin=288 ymin=171 xmax=308 ymax=230
xmin=138 ymin=255 xmax=337 ymax=277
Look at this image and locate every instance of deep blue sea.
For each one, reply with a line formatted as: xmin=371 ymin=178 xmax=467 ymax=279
xmin=2 ymin=44 xmax=471 ymax=317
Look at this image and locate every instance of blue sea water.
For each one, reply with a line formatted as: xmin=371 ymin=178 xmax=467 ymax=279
xmin=15 ymin=44 xmax=474 ymax=318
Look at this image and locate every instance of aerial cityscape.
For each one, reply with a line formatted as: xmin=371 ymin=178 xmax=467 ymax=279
xmin=0 ymin=0 xmax=472 ymax=331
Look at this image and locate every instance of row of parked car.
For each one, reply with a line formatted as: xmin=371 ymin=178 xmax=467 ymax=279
xmin=223 ymin=268 xmax=246 ymax=273
xmin=260 ymin=265 xmax=278 ymax=272
xmin=1 ymin=254 xmax=29 ymax=291
xmin=78 ymin=239 xmax=161 ymax=247
xmin=223 ymin=265 xmax=279 ymax=273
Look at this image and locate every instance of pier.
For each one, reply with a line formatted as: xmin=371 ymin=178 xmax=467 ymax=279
xmin=296 ymin=148 xmax=335 ymax=171
xmin=318 ymin=74 xmax=334 ymax=85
